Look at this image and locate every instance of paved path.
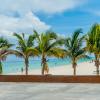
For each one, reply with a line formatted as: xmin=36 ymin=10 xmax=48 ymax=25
xmin=0 ymin=83 xmax=100 ymax=100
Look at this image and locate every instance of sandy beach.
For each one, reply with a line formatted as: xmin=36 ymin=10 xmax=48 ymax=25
xmin=9 ymin=61 xmax=97 ymax=75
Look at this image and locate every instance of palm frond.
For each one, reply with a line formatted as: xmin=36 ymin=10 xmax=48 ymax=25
xmin=47 ymin=48 xmax=66 ymax=58
xmin=33 ymin=30 xmax=41 ymax=42
xmin=86 ymin=23 xmax=100 ymax=55
xmin=25 ymin=47 xmax=39 ymax=57
xmin=0 ymin=37 xmax=13 ymax=49
xmin=71 ymin=28 xmax=82 ymax=47
xmin=27 ymin=34 xmax=36 ymax=47
xmin=46 ymin=38 xmax=64 ymax=52
xmin=0 ymin=50 xmax=23 ymax=60
xmin=46 ymin=31 xmax=57 ymax=40
xmin=14 ymin=33 xmax=27 ymax=52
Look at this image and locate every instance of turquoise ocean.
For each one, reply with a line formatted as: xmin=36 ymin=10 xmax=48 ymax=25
xmin=2 ymin=57 xmax=92 ymax=74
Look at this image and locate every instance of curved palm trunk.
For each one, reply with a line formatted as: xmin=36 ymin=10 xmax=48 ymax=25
xmin=41 ymin=54 xmax=49 ymax=75
xmin=0 ymin=61 xmax=2 ymax=74
xmin=95 ymin=55 xmax=99 ymax=76
xmin=25 ymin=58 xmax=29 ymax=75
xmin=42 ymin=62 xmax=46 ymax=75
xmin=72 ymin=62 xmax=77 ymax=76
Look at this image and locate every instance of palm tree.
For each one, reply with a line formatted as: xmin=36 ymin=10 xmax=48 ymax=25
xmin=13 ymin=33 xmax=38 ymax=75
xmin=64 ymin=29 xmax=88 ymax=76
xmin=86 ymin=23 xmax=100 ymax=75
xmin=34 ymin=30 xmax=66 ymax=75
xmin=0 ymin=37 xmax=12 ymax=74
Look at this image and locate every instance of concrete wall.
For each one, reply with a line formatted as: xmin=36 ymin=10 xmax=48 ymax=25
xmin=0 ymin=75 xmax=100 ymax=83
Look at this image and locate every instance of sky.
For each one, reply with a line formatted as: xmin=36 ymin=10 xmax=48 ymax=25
xmin=0 ymin=0 xmax=100 ymax=38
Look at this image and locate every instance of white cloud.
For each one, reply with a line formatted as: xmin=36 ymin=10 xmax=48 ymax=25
xmin=0 ymin=12 xmax=50 ymax=37
xmin=0 ymin=0 xmax=86 ymax=14
xmin=0 ymin=0 xmax=87 ymax=37
xmin=33 ymin=0 xmax=86 ymax=14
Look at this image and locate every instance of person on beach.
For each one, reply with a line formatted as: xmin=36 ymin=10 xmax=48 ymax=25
xmin=21 ymin=67 xmax=23 ymax=74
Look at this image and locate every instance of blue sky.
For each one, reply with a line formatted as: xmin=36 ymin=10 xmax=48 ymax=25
xmin=0 ymin=0 xmax=100 ymax=38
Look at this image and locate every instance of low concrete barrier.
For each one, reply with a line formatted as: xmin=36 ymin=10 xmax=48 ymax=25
xmin=0 ymin=75 xmax=100 ymax=83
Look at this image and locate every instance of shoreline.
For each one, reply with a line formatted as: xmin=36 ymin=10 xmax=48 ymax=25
xmin=8 ymin=61 xmax=97 ymax=75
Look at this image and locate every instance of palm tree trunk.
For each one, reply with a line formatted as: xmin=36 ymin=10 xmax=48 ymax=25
xmin=0 ymin=61 xmax=2 ymax=74
xmin=25 ymin=58 xmax=29 ymax=75
xmin=72 ymin=62 xmax=77 ymax=76
xmin=42 ymin=65 xmax=45 ymax=75
xmin=96 ymin=65 xmax=99 ymax=75
xmin=95 ymin=60 xmax=99 ymax=75
xmin=41 ymin=54 xmax=49 ymax=75
xmin=42 ymin=61 xmax=49 ymax=75
xmin=95 ymin=55 xmax=99 ymax=76
xmin=41 ymin=55 xmax=45 ymax=75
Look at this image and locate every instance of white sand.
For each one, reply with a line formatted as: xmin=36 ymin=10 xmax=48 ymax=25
xmin=8 ymin=61 xmax=98 ymax=75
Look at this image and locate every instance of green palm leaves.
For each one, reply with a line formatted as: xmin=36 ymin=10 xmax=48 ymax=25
xmin=64 ymin=29 xmax=87 ymax=75
xmin=0 ymin=23 xmax=100 ymax=76
xmin=0 ymin=37 xmax=12 ymax=49
xmin=34 ymin=30 xmax=65 ymax=75
xmin=0 ymin=37 xmax=12 ymax=74
xmin=13 ymin=33 xmax=37 ymax=75
xmin=86 ymin=24 xmax=100 ymax=75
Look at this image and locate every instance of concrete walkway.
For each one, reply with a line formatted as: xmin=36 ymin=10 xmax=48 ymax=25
xmin=0 ymin=83 xmax=100 ymax=100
